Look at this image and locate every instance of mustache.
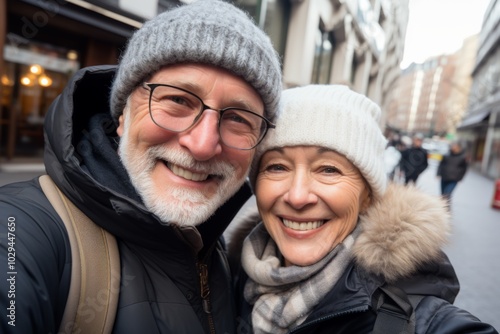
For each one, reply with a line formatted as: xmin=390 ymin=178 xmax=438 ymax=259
xmin=147 ymin=146 xmax=235 ymax=178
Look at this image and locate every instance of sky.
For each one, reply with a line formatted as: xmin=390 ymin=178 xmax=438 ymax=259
xmin=400 ymin=0 xmax=491 ymax=68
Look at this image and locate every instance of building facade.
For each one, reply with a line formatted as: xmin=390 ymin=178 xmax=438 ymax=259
xmin=457 ymin=0 xmax=500 ymax=179
xmin=447 ymin=35 xmax=478 ymax=135
xmin=385 ymin=33 xmax=479 ymax=142
xmin=1 ymin=0 xmax=408 ymax=161
xmin=281 ymin=0 xmax=409 ymax=114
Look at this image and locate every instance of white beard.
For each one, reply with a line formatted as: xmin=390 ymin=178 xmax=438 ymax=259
xmin=118 ymin=111 xmax=248 ymax=227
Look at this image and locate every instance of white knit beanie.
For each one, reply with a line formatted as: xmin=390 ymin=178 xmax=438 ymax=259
xmin=110 ymin=0 xmax=282 ymax=123
xmin=250 ymin=85 xmax=388 ymax=201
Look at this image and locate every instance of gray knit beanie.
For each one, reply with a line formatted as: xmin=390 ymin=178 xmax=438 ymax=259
xmin=250 ymin=85 xmax=388 ymax=201
xmin=110 ymin=0 xmax=282 ymax=123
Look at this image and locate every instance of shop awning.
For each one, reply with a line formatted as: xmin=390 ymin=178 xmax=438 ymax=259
xmin=17 ymin=0 xmax=143 ymax=38
xmin=458 ymin=108 xmax=491 ymax=128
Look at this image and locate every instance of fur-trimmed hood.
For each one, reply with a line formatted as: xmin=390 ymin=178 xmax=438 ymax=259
xmin=354 ymin=183 xmax=450 ymax=282
xmin=224 ymin=183 xmax=450 ymax=283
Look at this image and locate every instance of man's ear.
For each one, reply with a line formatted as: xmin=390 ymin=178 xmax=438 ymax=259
xmin=116 ymin=114 xmax=125 ymax=137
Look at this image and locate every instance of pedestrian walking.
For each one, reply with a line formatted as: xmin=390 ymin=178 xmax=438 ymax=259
xmin=384 ymin=142 xmax=402 ymax=181
xmin=400 ymin=134 xmax=429 ymax=185
xmin=437 ymin=141 xmax=468 ymax=205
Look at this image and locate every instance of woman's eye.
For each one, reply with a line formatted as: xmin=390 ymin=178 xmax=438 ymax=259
xmin=266 ymin=164 xmax=285 ymax=172
xmin=322 ymin=166 xmax=340 ymax=174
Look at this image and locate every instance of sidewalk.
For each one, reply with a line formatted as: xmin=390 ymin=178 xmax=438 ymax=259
xmin=0 ymin=158 xmax=45 ymax=187
xmin=415 ymin=159 xmax=500 ymax=330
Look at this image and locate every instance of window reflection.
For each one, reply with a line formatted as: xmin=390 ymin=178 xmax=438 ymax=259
xmin=232 ymin=0 xmax=289 ymax=57
xmin=312 ymin=27 xmax=334 ymax=84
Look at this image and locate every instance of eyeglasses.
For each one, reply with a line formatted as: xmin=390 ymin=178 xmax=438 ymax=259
xmin=142 ymin=83 xmax=275 ymax=150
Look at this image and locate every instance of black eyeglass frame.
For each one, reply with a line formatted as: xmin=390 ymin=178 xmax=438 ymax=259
xmin=142 ymin=83 xmax=275 ymax=150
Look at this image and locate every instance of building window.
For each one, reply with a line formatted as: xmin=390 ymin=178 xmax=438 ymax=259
xmin=351 ymin=53 xmax=358 ymax=85
xmin=311 ymin=27 xmax=334 ymax=84
xmin=232 ymin=0 xmax=290 ymax=58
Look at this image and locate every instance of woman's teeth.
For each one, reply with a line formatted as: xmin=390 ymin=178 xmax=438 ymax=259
xmin=167 ymin=162 xmax=209 ymax=181
xmin=282 ymin=219 xmax=325 ymax=231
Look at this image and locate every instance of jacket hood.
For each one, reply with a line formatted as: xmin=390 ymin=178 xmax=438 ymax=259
xmin=43 ymin=65 xmax=251 ymax=253
xmin=354 ymin=183 xmax=450 ymax=282
xmin=226 ymin=183 xmax=451 ymax=283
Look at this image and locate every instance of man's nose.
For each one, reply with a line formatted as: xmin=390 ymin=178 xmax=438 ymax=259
xmin=177 ymin=110 xmax=223 ymax=161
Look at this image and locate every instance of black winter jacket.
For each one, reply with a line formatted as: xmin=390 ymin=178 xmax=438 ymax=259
xmin=400 ymin=147 xmax=429 ymax=178
xmin=0 ymin=66 xmax=251 ymax=333
xmin=437 ymin=151 xmax=468 ymax=182
xmin=227 ymin=184 xmax=498 ymax=334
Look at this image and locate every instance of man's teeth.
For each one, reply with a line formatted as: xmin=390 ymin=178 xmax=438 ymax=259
xmin=282 ymin=219 xmax=325 ymax=231
xmin=167 ymin=163 xmax=209 ymax=181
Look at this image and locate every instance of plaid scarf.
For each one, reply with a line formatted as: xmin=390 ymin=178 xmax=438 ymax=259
xmin=242 ymin=223 xmax=359 ymax=334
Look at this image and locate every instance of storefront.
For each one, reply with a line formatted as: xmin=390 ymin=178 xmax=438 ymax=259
xmin=1 ymin=0 xmax=290 ymax=161
xmin=458 ymin=108 xmax=500 ymax=179
xmin=1 ymin=38 xmax=80 ymax=158
xmin=0 ymin=0 xmax=143 ymax=160
xmin=485 ymin=111 xmax=500 ymax=179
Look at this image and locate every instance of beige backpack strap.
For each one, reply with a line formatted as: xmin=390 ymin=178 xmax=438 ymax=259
xmin=39 ymin=175 xmax=120 ymax=334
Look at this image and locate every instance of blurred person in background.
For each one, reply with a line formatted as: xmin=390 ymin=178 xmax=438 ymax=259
xmin=437 ymin=141 xmax=468 ymax=206
xmin=400 ymin=134 xmax=429 ymax=185
xmin=384 ymin=141 xmax=402 ymax=181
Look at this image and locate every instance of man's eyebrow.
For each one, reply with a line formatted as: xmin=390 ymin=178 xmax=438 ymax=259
xmin=156 ymin=80 xmax=202 ymax=94
xmin=226 ymin=97 xmax=262 ymax=111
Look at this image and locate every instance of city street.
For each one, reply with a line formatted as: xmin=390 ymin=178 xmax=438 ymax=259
xmin=415 ymin=159 xmax=500 ymax=330
xmin=1 ymin=159 xmax=499 ymax=330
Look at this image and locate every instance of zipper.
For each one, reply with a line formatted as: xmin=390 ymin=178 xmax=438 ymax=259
xmin=198 ymin=261 xmax=216 ymax=334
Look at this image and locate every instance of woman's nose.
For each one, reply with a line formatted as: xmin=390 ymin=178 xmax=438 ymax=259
xmin=283 ymin=173 xmax=318 ymax=209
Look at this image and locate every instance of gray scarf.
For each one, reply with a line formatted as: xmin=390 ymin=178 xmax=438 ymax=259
xmin=242 ymin=223 xmax=360 ymax=334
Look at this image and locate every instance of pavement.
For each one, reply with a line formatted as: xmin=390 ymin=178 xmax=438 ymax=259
xmin=0 ymin=160 xmax=45 ymax=186
xmin=1 ymin=158 xmax=499 ymax=330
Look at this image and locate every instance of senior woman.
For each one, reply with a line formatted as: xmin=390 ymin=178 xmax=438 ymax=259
xmin=227 ymin=85 xmax=497 ymax=334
